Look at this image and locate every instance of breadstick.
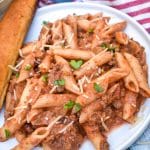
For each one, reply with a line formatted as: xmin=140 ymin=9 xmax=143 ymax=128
xmin=0 ymin=0 xmax=37 ymax=108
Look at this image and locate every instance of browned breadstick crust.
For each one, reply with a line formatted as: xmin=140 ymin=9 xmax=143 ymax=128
xmin=0 ymin=0 xmax=37 ymax=108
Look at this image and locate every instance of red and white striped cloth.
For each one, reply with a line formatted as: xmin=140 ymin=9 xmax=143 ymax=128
xmin=38 ymin=0 xmax=150 ymax=33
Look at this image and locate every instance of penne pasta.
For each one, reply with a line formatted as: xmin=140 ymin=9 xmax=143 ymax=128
xmin=115 ymin=32 xmax=128 ymax=45
xmin=51 ymin=20 xmax=63 ymax=44
xmin=66 ymin=15 xmax=78 ymax=39
xmin=115 ymin=52 xmax=139 ymax=93
xmin=53 ymin=48 xmax=95 ymax=60
xmin=79 ymin=100 xmax=103 ymax=124
xmin=123 ymin=90 xmax=138 ymax=121
xmin=104 ymin=21 xmax=127 ymax=35
xmin=77 ymin=19 xmax=91 ymax=31
xmin=12 ymin=116 xmax=62 ymax=150
xmin=0 ymin=79 xmax=41 ymax=141
xmin=5 ymin=80 xmax=26 ymax=119
xmin=63 ymin=22 xmax=78 ymax=49
xmin=17 ymin=54 xmax=35 ymax=83
xmin=73 ymin=68 xmax=128 ymax=108
xmin=79 ymin=83 xmax=120 ymax=123
xmin=124 ymin=52 xmax=150 ymax=97
xmin=32 ymin=94 xmax=76 ymax=109
xmin=91 ymin=19 xmax=107 ymax=50
xmin=21 ymin=41 xmax=37 ymax=57
xmin=55 ymin=55 xmax=81 ymax=95
xmin=39 ymin=54 xmax=52 ymax=73
xmin=83 ymin=123 xmax=109 ymax=150
xmin=74 ymin=50 xmax=113 ymax=79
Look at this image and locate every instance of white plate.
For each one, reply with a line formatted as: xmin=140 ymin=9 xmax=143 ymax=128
xmin=0 ymin=2 xmax=150 ymax=150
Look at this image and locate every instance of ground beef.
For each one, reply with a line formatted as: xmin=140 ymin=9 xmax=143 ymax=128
xmin=44 ymin=116 xmax=84 ymax=150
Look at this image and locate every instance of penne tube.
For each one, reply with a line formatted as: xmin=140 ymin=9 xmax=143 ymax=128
xmin=104 ymin=21 xmax=127 ymax=35
xmin=63 ymin=22 xmax=78 ymax=49
xmin=53 ymin=48 xmax=95 ymax=60
xmin=21 ymin=41 xmax=37 ymax=57
xmin=115 ymin=52 xmax=139 ymax=93
xmin=32 ymin=94 xmax=76 ymax=109
xmin=17 ymin=54 xmax=35 ymax=83
xmin=39 ymin=54 xmax=52 ymax=73
xmin=91 ymin=19 xmax=107 ymax=50
xmin=83 ymin=123 xmax=109 ymax=150
xmin=79 ymin=100 xmax=103 ymax=124
xmin=0 ymin=79 xmax=41 ymax=141
xmin=66 ymin=15 xmax=78 ymax=38
xmin=77 ymin=19 xmax=91 ymax=31
xmin=12 ymin=116 xmax=62 ymax=150
xmin=74 ymin=50 xmax=113 ymax=79
xmin=36 ymin=24 xmax=50 ymax=50
xmin=74 ymin=68 xmax=128 ymax=108
xmin=79 ymin=83 xmax=120 ymax=123
xmin=95 ymin=68 xmax=129 ymax=84
xmin=51 ymin=20 xmax=63 ymax=44
xmin=124 ymin=52 xmax=150 ymax=97
xmin=115 ymin=32 xmax=128 ymax=45
xmin=123 ymin=90 xmax=138 ymax=121
xmin=55 ymin=55 xmax=81 ymax=95
xmin=5 ymin=80 xmax=26 ymax=119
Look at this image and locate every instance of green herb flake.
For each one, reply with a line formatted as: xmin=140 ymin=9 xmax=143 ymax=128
xmin=93 ymin=83 xmax=104 ymax=93
xmin=41 ymin=74 xmax=48 ymax=83
xmin=100 ymin=43 xmax=108 ymax=49
xmin=74 ymin=103 xmax=82 ymax=112
xmin=4 ymin=129 xmax=11 ymax=138
xmin=87 ymin=28 xmax=94 ymax=34
xmin=69 ymin=60 xmax=83 ymax=70
xmin=54 ymin=79 xmax=65 ymax=86
xmin=15 ymin=72 xmax=20 ymax=78
xmin=24 ymin=64 xmax=32 ymax=71
xmin=43 ymin=20 xmax=49 ymax=25
xmin=64 ymin=100 xmax=75 ymax=110
xmin=107 ymin=47 xmax=116 ymax=53
xmin=100 ymin=43 xmax=116 ymax=53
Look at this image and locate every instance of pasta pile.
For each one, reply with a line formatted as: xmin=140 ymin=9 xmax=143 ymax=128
xmin=0 ymin=13 xmax=150 ymax=150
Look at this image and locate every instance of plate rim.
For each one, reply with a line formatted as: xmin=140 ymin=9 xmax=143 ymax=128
xmin=36 ymin=2 xmax=150 ymax=150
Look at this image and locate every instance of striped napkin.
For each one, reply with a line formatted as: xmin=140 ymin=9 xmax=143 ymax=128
xmin=38 ymin=0 xmax=150 ymax=33
xmin=38 ymin=1 xmax=150 ymax=150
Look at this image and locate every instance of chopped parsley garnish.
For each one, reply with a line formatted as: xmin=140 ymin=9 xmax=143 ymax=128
xmin=42 ymin=20 xmax=49 ymax=25
xmin=100 ymin=43 xmax=116 ymax=53
xmin=4 ymin=129 xmax=11 ymax=138
xmin=24 ymin=64 xmax=32 ymax=71
xmin=87 ymin=28 xmax=94 ymax=34
xmin=64 ymin=100 xmax=82 ymax=112
xmin=69 ymin=60 xmax=83 ymax=70
xmin=74 ymin=103 xmax=81 ymax=112
xmin=64 ymin=100 xmax=75 ymax=110
xmin=107 ymin=47 xmax=116 ymax=53
xmin=93 ymin=83 xmax=104 ymax=93
xmin=15 ymin=72 xmax=20 ymax=78
xmin=54 ymin=79 xmax=65 ymax=86
xmin=100 ymin=43 xmax=107 ymax=49
xmin=41 ymin=74 xmax=48 ymax=83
